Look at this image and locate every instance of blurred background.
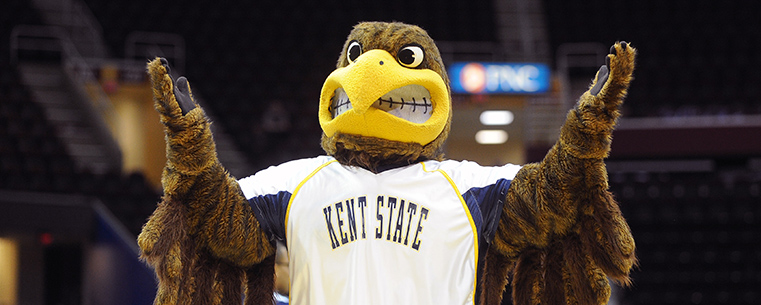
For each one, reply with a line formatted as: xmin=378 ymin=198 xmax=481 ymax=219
xmin=1 ymin=0 xmax=759 ymax=304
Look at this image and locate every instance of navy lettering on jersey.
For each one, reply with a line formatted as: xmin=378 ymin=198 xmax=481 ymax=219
xmin=323 ymin=197 xmax=370 ymax=249
xmin=335 ymin=201 xmax=348 ymax=245
xmin=323 ymin=205 xmax=340 ymax=249
xmin=412 ymin=207 xmax=429 ymax=250
xmin=386 ymin=197 xmax=397 ymax=241
xmin=404 ymin=202 xmax=417 ymax=246
xmin=375 ymin=196 xmax=428 ymax=250
xmin=357 ymin=196 xmax=367 ymax=239
xmin=375 ymin=196 xmax=384 ymax=239
xmin=326 ymin=195 xmax=428 ymax=251
xmin=345 ymin=198 xmax=357 ymax=242
xmin=393 ymin=200 xmax=406 ymax=243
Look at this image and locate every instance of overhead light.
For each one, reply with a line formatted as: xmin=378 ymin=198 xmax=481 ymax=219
xmin=475 ymin=130 xmax=508 ymax=144
xmin=479 ymin=110 xmax=514 ymax=126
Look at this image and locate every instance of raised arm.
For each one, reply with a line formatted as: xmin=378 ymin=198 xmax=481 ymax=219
xmin=137 ymin=58 xmax=275 ymax=304
xmin=485 ymin=42 xmax=637 ymax=305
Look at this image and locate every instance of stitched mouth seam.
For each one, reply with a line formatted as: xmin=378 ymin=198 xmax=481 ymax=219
xmin=329 ymin=95 xmax=351 ymax=113
xmin=330 ymin=96 xmax=432 ymax=114
xmin=377 ymin=97 xmax=432 ymax=114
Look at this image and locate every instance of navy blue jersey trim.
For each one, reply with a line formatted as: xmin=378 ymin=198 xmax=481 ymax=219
xmin=248 ymin=191 xmax=292 ymax=242
xmin=461 ymin=178 xmax=512 ymax=244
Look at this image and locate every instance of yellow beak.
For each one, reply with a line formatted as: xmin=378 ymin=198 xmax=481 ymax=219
xmin=318 ymin=49 xmax=450 ymax=145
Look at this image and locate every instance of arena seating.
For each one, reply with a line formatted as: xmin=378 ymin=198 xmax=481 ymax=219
xmin=1 ymin=1 xmax=159 ymax=235
xmin=610 ymin=169 xmax=760 ymax=304
xmin=80 ymin=0 xmax=499 ymax=170
xmin=544 ymin=0 xmax=761 ymax=117
xmin=541 ymin=2 xmax=761 ymax=300
xmin=0 ymin=61 xmax=159 ymax=235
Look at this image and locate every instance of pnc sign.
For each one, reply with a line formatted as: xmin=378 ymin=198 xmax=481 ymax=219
xmin=448 ymin=62 xmax=551 ymax=94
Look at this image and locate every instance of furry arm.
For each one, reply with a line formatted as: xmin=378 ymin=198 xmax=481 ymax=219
xmin=139 ymin=58 xmax=274 ymax=265
xmin=137 ymin=58 xmax=276 ymax=304
xmin=485 ymin=42 xmax=637 ymax=305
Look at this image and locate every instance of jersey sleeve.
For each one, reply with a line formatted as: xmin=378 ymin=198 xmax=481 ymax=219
xmin=435 ymin=160 xmax=522 ymax=243
xmin=238 ymin=156 xmax=334 ymax=242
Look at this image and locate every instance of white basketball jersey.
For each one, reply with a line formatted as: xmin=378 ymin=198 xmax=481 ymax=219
xmin=238 ymin=156 xmax=521 ymax=305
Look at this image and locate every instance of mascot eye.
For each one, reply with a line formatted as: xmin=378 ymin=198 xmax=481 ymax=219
xmin=347 ymin=40 xmax=363 ymax=64
xmin=397 ymin=44 xmax=425 ymax=68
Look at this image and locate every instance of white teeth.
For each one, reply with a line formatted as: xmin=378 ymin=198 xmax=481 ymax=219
xmin=330 ymin=88 xmax=353 ymax=118
xmin=330 ymin=85 xmax=433 ymax=124
xmin=373 ymin=85 xmax=432 ymax=123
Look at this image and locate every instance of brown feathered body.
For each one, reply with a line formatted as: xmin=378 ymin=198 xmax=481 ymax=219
xmin=139 ymin=21 xmax=636 ymax=305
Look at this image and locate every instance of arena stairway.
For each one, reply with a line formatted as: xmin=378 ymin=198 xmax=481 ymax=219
xmin=17 ymin=62 xmax=121 ymax=175
xmin=18 ymin=0 xmax=256 ymax=177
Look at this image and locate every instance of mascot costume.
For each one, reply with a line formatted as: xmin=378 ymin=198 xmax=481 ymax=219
xmin=138 ymin=21 xmax=637 ymax=304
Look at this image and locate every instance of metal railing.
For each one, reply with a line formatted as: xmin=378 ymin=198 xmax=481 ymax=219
xmin=30 ymin=0 xmax=109 ymax=58
xmin=10 ymin=25 xmax=117 ymax=122
xmin=125 ymin=31 xmax=186 ymax=73
xmin=555 ymin=42 xmax=608 ymax=109
xmin=10 ymin=24 xmax=122 ymax=173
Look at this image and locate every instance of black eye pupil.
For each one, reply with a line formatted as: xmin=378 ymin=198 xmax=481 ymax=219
xmin=399 ymin=49 xmax=415 ymax=65
xmin=348 ymin=45 xmax=361 ymax=61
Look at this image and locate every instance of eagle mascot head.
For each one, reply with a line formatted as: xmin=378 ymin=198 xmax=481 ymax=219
xmin=319 ymin=21 xmax=451 ymax=172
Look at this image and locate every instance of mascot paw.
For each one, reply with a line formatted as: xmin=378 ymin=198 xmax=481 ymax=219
xmin=588 ymin=41 xmax=635 ymax=98
xmin=575 ymin=41 xmax=635 ymax=129
xmin=160 ymin=58 xmax=198 ymax=115
xmin=147 ymin=58 xmax=198 ymax=117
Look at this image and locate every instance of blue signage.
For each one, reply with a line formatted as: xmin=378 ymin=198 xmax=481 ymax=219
xmin=448 ymin=62 xmax=551 ymax=94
